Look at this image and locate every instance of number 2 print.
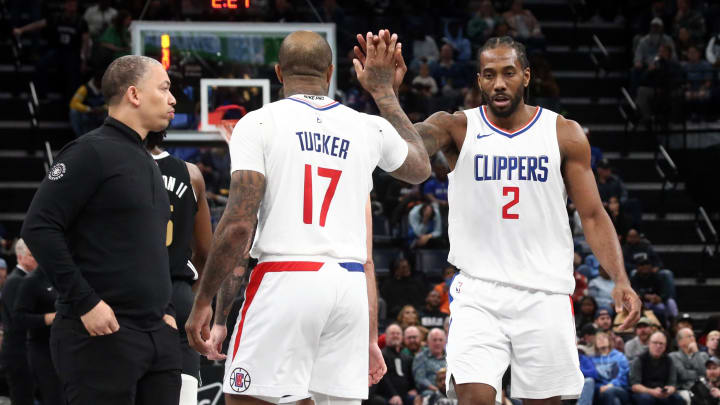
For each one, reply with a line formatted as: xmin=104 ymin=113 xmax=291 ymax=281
xmin=502 ymin=186 xmax=519 ymax=219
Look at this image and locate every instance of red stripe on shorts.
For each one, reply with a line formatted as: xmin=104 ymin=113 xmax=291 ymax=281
xmin=231 ymin=261 xmax=324 ymax=360
xmin=570 ymin=295 xmax=574 ymax=316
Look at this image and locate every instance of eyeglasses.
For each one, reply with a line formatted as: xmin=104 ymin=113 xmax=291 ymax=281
xmin=650 ymin=341 xmax=666 ymax=345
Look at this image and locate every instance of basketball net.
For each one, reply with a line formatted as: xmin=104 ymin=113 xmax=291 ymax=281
xmin=218 ymin=119 xmax=240 ymax=144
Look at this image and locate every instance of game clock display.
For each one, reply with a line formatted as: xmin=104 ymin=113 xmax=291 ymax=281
xmin=210 ymin=0 xmax=250 ymax=9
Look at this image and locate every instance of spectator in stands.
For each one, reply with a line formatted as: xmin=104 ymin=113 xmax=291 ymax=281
xmin=580 ymin=324 xmax=598 ymax=356
xmin=607 ymin=196 xmax=632 ymax=238
xmin=410 ymin=32 xmax=440 ymax=72
xmin=630 ymin=331 xmax=684 ymax=405
xmin=675 ymin=28 xmax=695 ymax=62
xmin=432 ymin=44 xmax=466 ymax=97
xmin=573 ymin=261 xmax=590 ymax=303
xmin=418 ymin=368 xmax=454 ymax=405
xmin=443 ymin=21 xmax=472 ymax=62
xmin=577 ymin=296 xmax=599 ymax=332
xmin=83 ymin=0 xmax=117 ymax=40
xmin=385 ymin=179 xmax=422 ymax=227
xmin=672 ymin=0 xmax=705 ymax=43
xmin=408 ymin=203 xmax=443 ymax=248
xmin=592 ymin=332 xmax=631 ymax=405
xmin=626 ymin=317 xmax=654 ymax=361
xmin=412 ymin=63 xmax=439 ymax=97
xmin=379 ymin=324 xmax=418 ymax=405
xmin=677 ymin=313 xmax=694 ymax=333
xmin=402 ymin=326 xmax=423 ymax=358
xmin=97 ymin=10 xmax=132 ymax=63
xmin=623 ymin=229 xmax=677 ymax=305
xmin=419 ymin=290 xmax=448 ymax=329
xmin=0 ymin=258 xmax=7 ymax=291
xmin=467 ymin=0 xmax=500 ymax=45
xmin=596 ymin=307 xmax=625 ymax=352
xmin=635 ymin=42 xmax=684 ymax=123
xmin=13 ymin=0 xmax=90 ymax=100
xmin=462 ymin=86 xmax=482 ymax=110
xmin=702 ymin=357 xmax=720 ymax=396
xmin=397 ymin=305 xmax=425 ymax=335
xmin=69 ymin=70 xmax=107 ymax=136
xmin=589 ymin=266 xmax=616 ymax=310
xmin=670 ymin=328 xmax=710 ymax=405
xmin=432 ymin=265 xmax=455 ymax=315
xmin=381 ymin=258 xmax=428 ymax=319
xmin=580 ymin=345 xmax=599 ymax=405
xmin=502 ymin=0 xmax=544 ymax=52
xmin=529 ymin=55 xmax=561 ymax=112
xmin=635 ymin=18 xmax=677 ymax=71
xmin=596 ymin=159 xmax=629 ymax=204
xmin=423 ymin=161 xmax=448 ymax=209
xmin=631 ymin=255 xmax=673 ymax=327
xmin=682 ymin=45 xmax=713 ymax=120
xmin=413 ymin=328 xmax=447 ymax=397
xmin=703 ymin=331 xmax=720 ymax=357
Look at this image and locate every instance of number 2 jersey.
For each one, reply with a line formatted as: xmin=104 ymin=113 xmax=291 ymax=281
xmin=229 ymin=94 xmax=408 ymax=263
xmin=447 ymin=105 xmax=574 ymax=294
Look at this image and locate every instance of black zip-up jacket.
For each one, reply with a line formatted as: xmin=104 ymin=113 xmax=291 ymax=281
xmin=22 ymin=117 xmax=174 ymax=331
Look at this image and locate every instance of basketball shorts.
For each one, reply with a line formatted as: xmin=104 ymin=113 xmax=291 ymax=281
xmin=223 ymin=260 xmax=369 ymax=402
xmin=446 ymin=271 xmax=584 ymax=402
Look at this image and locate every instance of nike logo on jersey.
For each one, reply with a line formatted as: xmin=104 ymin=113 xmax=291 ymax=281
xmin=476 ymin=133 xmax=493 ymax=139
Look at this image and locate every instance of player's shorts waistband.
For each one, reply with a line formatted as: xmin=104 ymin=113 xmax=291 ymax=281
xmin=256 ymin=258 xmax=364 ymax=273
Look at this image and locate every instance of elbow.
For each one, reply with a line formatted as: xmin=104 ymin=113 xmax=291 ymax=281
xmin=408 ymin=160 xmax=432 ymax=185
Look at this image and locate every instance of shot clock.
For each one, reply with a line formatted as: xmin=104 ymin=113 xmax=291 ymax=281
xmin=210 ymin=0 xmax=250 ymax=9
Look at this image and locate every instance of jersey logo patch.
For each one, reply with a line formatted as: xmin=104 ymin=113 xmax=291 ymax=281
xmin=229 ymin=367 xmax=251 ymax=393
xmin=476 ymin=133 xmax=493 ymax=140
xmin=48 ymin=163 xmax=66 ymax=181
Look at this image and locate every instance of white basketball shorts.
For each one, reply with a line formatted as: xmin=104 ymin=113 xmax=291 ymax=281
xmin=446 ymin=271 xmax=584 ymax=401
xmin=223 ymin=260 xmax=369 ymax=402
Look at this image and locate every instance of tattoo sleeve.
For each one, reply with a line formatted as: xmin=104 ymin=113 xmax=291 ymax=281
xmin=373 ymin=90 xmax=430 ymax=184
xmin=196 ymin=170 xmax=265 ymax=304
xmin=214 ymin=264 xmax=247 ymax=325
xmin=414 ymin=122 xmax=442 ymax=157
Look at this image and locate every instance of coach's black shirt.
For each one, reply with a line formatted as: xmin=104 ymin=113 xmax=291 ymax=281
xmin=22 ymin=117 xmax=173 ymax=331
xmin=0 ymin=267 xmax=30 ymax=365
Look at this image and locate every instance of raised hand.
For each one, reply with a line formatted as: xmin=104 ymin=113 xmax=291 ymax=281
xmin=354 ymin=30 xmax=407 ymax=95
xmin=353 ymin=30 xmax=399 ymax=97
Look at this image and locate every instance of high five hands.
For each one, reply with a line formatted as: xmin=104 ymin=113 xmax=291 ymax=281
xmin=352 ymin=29 xmax=407 ymax=96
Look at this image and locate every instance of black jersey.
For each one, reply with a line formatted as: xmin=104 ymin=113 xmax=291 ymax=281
xmin=154 ymin=152 xmax=198 ymax=283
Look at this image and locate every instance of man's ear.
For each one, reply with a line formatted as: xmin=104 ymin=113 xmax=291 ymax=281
xmin=275 ymin=64 xmax=283 ymax=84
xmin=126 ymin=86 xmax=141 ymax=107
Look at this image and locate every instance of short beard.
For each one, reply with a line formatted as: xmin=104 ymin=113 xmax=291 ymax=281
xmin=482 ymin=85 xmax=525 ymax=118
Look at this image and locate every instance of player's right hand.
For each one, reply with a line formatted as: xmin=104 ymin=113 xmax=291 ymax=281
xmin=185 ymin=299 xmax=214 ymax=356
xmin=353 ymin=30 xmax=399 ymax=97
xmin=206 ymin=324 xmax=228 ymax=361
xmin=354 ymin=30 xmax=407 ymax=95
xmin=368 ymin=342 xmax=387 ymax=386
xmin=612 ymin=281 xmax=641 ymax=331
xmin=80 ymin=300 xmax=119 ymax=336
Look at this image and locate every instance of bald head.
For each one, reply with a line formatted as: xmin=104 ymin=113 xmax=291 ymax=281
xmin=278 ymin=31 xmax=332 ymax=78
xmin=102 ymin=55 xmax=162 ymax=105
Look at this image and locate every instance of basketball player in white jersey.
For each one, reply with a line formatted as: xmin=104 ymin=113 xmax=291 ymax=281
xmin=185 ymin=30 xmax=431 ymax=405
xmin=355 ymin=34 xmax=642 ymax=405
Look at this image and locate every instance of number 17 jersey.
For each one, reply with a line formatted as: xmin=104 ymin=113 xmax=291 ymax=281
xmin=447 ymin=106 xmax=574 ymax=294
xmin=229 ymin=95 xmax=408 ymax=263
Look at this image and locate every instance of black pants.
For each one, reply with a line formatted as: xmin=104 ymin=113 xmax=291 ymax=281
xmin=28 ymin=341 xmax=65 ymax=405
xmin=173 ymin=280 xmax=201 ymax=380
xmin=50 ymin=315 xmax=181 ymax=405
xmin=5 ymin=355 xmax=34 ymax=405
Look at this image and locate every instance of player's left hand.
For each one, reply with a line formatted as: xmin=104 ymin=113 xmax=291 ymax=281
xmin=163 ymin=314 xmax=177 ymax=330
xmin=206 ymin=324 xmax=228 ymax=361
xmin=186 ymin=300 xmax=214 ymax=356
xmin=368 ymin=342 xmax=387 ymax=386
xmin=612 ymin=281 xmax=641 ymax=331
xmin=354 ymin=30 xmax=407 ymax=95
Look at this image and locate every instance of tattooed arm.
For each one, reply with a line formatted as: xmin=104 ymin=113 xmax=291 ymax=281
xmin=185 ymin=169 xmax=265 ymax=355
xmin=353 ymin=30 xmax=431 ymax=184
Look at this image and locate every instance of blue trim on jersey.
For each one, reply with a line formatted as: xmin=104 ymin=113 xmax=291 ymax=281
xmin=448 ymin=273 xmax=457 ymax=304
xmin=286 ymin=97 xmax=340 ymax=111
xmin=339 ymin=262 xmax=364 ymax=272
xmin=479 ymin=106 xmax=543 ymax=138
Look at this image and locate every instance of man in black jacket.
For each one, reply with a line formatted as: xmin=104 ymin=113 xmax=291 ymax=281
xmin=21 ymin=55 xmax=181 ymax=405
xmin=630 ymin=331 xmax=684 ymax=405
xmin=379 ymin=323 xmax=417 ymax=405
xmin=0 ymin=239 xmax=38 ymax=405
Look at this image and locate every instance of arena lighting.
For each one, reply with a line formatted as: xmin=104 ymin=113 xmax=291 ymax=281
xmin=161 ymin=34 xmax=170 ymax=70
xmin=211 ymin=0 xmax=251 ymax=9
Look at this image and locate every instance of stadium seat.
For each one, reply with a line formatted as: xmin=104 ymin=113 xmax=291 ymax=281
xmin=414 ymin=249 xmax=450 ymax=282
xmin=373 ymin=248 xmax=402 ymax=279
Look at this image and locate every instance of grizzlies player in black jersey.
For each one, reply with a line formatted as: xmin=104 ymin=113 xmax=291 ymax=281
xmin=147 ymin=131 xmax=213 ymax=405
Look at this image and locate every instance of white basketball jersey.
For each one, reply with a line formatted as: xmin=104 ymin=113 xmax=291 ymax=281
xmin=229 ymin=94 xmax=408 ymax=263
xmin=447 ymin=105 xmax=574 ymax=294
